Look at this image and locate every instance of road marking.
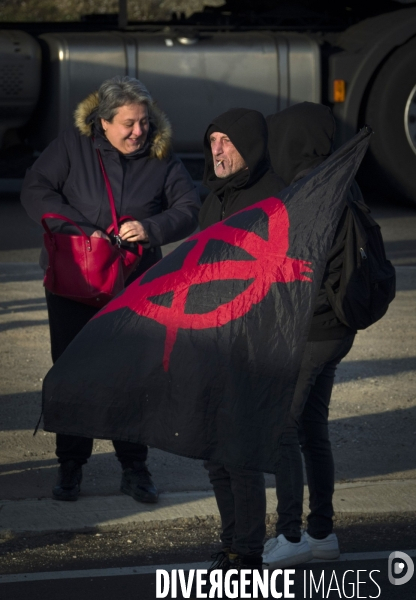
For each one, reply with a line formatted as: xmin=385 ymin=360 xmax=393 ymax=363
xmin=0 ymin=563 xmax=212 ymax=584
xmin=1 ymin=550 xmax=416 ymax=583
xmin=312 ymin=549 xmax=416 ymax=562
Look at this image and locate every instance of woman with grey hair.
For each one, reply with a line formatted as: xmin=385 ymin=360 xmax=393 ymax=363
xmin=21 ymin=76 xmax=200 ymax=503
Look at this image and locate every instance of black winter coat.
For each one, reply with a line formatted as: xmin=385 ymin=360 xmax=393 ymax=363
xmin=199 ymin=108 xmax=285 ymax=230
xmin=21 ymin=91 xmax=200 ymax=272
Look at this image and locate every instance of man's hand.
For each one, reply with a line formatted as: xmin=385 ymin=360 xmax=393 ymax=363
xmin=119 ymin=220 xmax=149 ymax=243
xmin=91 ymin=230 xmax=111 ymax=242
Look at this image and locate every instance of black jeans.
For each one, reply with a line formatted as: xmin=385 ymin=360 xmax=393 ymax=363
xmin=45 ymin=290 xmax=148 ymax=468
xmin=275 ymin=334 xmax=355 ymax=539
xmin=204 ymin=461 xmax=266 ymax=558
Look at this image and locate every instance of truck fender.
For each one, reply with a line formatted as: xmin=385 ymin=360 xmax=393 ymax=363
xmin=329 ymin=7 xmax=416 ymax=143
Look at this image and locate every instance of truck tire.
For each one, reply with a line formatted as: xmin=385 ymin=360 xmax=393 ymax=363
xmin=363 ymin=37 xmax=416 ymax=205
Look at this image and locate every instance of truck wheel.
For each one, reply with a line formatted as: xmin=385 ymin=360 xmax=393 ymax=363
xmin=363 ymin=37 xmax=416 ymax=204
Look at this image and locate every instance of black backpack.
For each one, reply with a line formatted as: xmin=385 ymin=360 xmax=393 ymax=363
xmin=325 ymin=198 xmax=396 ymax=330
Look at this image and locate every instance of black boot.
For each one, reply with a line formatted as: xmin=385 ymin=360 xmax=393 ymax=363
xmin=191 ymin=551 xmax=264 ymax=599
xmin=227 ymin=553 xmax=265 ymax=599
xmin=120 ymin=462 xmax=159 ymax=503
xmin=190 ymin=548 xmax=231 ymax=598
xmin=209 ymin=548 xmax=231 ymax=572
xmin=52 ymin=460 xmax=82 ymax=501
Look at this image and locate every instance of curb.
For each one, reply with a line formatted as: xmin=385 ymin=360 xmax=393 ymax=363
xmin=1 ymin=480 xmax=415 ymax=535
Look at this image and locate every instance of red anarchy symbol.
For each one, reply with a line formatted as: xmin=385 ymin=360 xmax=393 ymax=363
xmin=97 ymin=197 xmax=313 ymax=371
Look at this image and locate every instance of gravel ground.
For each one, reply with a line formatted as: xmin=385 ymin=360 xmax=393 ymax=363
xmin=1 ymin=513 xmax=415 ymax=575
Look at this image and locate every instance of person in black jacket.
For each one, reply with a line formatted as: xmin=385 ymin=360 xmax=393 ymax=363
xmin=199 ymin=108 xmax=285 ymax=227
xmin=21 ymin=76 xmax=200 ymax=503
xmin=199 ymin=108 xmax=285 ymax=574
xmin=262 ymin=102 xmax=358 ymax=568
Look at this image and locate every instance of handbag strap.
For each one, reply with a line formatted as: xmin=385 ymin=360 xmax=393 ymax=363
xmin=41 ymin=213 xmax=89 ymax=239
xmin=41 ymin=213 xmax=92 ymax=252
xmin=96 ymin=149 xmax=120 ymax=239
xmin=106 ymin=215 xmax=137 ymax=235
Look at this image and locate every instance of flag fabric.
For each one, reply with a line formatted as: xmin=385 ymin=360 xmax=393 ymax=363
xmin=42 ymin=128 xmax=371 ymax=473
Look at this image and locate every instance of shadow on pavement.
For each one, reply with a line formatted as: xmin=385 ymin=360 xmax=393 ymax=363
xmin=384 ymin=240 xmax=416 ymax=266
xmin=336 ymin=356 xmax=416 ymax=381
xmin=0 ymin=297 xmax=47 ymax=315
xmin=0 ymin=319 xmax=49 ymax=333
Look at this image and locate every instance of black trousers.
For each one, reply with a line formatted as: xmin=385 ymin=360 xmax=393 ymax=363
xmin=45 ymin=289 xmax=148 ymax=468
xmin=204 ymin=461 xmax=266 ymax=558
xmin=274 ymin=334 xmax=355 ymax=538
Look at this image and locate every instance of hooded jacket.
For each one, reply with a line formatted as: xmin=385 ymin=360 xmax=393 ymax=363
xmin=21 ymin=92 xmax=200 ymax=271
xmin=266 ymin=102 xmax=335 ymax=187
xmin=267 ymin=102 xmax=358 ymax=340
xmin=198 ymin=108 xmax=285 ymax=230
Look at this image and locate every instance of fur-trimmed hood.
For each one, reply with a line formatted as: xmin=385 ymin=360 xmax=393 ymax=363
xmin=74 ymin=91 xmax=172 ymax=160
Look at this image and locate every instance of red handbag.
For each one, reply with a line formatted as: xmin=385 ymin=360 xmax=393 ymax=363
xmin=41 ymin=150 xmax=142 ymax=308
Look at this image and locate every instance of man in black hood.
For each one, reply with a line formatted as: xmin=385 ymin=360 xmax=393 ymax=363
xmin=199 ymin=107 xmax=285 ymax=229
xmin=198 ymin=109 xmax=285 ymax=576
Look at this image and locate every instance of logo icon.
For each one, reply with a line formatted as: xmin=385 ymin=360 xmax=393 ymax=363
xmin=388 ymin=551 xmax=414 ymax=586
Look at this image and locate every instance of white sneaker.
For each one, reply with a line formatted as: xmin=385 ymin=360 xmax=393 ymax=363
xmin=263 ymin=537 xmax=278 ymax=553
xmin=302 ymin=532 xmax=340 ymax=560
xmin=262 ymin=534 xmax=313 ymax=569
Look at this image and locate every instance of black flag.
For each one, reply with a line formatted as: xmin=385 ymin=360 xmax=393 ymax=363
xmin=42 ymin=128 xmax=371 ymax=473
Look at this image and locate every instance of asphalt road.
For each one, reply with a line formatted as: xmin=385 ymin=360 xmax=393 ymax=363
xmin=2 ymin=555 xmax=416 ymax=600
xmin=1 ymin=514 xmax=416 ymax=600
